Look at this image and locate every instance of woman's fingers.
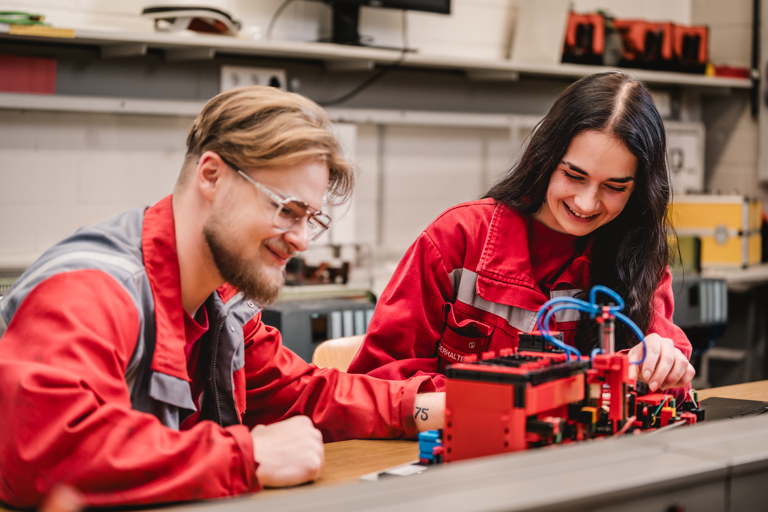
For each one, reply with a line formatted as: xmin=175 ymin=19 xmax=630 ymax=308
xmin=660 ymin=350 xmax=691 ymax=390
xmin=630 ymin=334 xmax=694 ymax=392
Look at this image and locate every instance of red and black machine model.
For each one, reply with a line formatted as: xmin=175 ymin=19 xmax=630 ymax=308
xmin=421 ymin=286 xmax=705 ymax=464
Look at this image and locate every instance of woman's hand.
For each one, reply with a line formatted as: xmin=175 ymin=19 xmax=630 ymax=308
xmin=627 ymin=333 xmax=695 ymax=392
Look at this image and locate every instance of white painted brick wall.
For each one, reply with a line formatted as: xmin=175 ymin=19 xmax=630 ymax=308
xmin=693 ymin=0 xmax=753 ymax=67
xmin=379 ymin=125 xmax=513 ymax=252
xmin=349 ymin=123 xmax=513 ymax=253
xmin=350 ymin=123 xmax=514 ymax=296
xmin=0 ymin=109 xmax=515 ymax=284
xmin=351 ymin=124 xmax=380 ymax=248
xmin=6 ymin=0 xmax=759 ymax=274
xmin=0 ymin=111 xmax=191 ymax=267
xmin=691 ymin=0 xmax=759 ymax=199
xmin=708 ymin=162 xmax=759 ymax=194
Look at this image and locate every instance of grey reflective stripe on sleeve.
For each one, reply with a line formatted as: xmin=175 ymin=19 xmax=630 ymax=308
xmin=448 ymin=268 xmax=463 ymax=301
xmin=0 ymin=251 xmax=143 ymax=317
xmin=0 ymin=206 xmax=197 ymax=431
xmin=149 ymin=372 xmax=196 ymax=410
xmin=455 ymin=269 xmax=539 ymax=332
xmin=455 ymin=269 xmax=584 ymax=332
xmin=549 ymin=289 xmax=583 ymax=322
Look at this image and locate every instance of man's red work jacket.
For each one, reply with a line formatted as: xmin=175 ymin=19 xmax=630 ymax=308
xmin=0 ymin=195 xmax=432 ymax=508
xmin=348 ymin=199 xmax=691 ymax=391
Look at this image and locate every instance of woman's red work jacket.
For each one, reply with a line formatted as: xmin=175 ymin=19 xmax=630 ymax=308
xmin=348 ymin=199 xmax=692 ymax=392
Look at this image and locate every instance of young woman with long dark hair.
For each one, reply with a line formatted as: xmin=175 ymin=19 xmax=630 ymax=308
xmin=348 ymin=71 xmax=694 ymax=397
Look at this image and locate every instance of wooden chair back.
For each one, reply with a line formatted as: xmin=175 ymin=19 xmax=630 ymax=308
xmin=311 ymin=334 xmax=365 ymax=372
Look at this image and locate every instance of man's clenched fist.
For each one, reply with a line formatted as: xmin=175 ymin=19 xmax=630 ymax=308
xmin=251 ymin=415 xmax=324 ymax=488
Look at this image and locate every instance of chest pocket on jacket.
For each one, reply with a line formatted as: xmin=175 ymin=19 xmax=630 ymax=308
xmin=437 ymin=302 xmax=494 ymax=373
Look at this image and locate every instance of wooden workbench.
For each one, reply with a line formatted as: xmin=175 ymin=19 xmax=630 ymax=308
xmin=6 ymin=380 xmax=768 ymax=510
xmin=258 ymin=379 xmax=768 ymax=498
xmin=697 ymin=379 xmax=768 ymax=401
xmin=255 ymin=439 xmax=419 ymax=499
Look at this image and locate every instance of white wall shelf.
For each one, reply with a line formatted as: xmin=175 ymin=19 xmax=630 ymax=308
xmin=0 ymin=92 xmax=523 ymax=128
xmin=0 ymin=26 xmax=752 ymax=90
xmin=0 ymin=92 xmax=205 ymax=116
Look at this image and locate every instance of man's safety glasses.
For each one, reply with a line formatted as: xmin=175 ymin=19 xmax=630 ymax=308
xmin=218 ymin=155 xmax=331 ymax=242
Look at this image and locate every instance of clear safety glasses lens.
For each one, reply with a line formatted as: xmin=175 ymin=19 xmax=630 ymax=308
xmin=271 ymin=199 xmax=330 ymax=241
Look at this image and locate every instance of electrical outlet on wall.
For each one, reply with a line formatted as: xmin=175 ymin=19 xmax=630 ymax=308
xmin=220 ymin=65 xmax=287 ymax=92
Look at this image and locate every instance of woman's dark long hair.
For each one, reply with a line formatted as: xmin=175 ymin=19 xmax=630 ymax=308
xmin=485 ymin=71 xmax=672 ymax=352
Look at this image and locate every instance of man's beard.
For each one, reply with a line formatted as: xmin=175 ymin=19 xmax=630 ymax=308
xmin=203 ymin=215 xmax=285 ymax=306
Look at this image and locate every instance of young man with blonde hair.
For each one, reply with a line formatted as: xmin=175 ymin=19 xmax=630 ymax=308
xmin=0 ymin=86 xmax=444 ymax=508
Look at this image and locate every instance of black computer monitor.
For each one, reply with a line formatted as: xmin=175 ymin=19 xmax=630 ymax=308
xmin=309 ymin=0 xmax=451 ymax=46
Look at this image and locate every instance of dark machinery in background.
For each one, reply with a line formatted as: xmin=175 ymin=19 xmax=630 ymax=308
xmin=671 ymin=274 xmax=728 ymax=353
xmin=262 ymin=295 xmax=375 ymax=362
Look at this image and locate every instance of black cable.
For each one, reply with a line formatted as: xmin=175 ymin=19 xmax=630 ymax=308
xmin=266 ymin=0 xmax=296 ymax=40
xmin=319 ymin=10 xmax=410 ymax=107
